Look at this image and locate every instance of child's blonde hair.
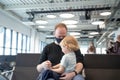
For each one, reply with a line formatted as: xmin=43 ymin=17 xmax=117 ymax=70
xmin=60 ymin=35 xmax=79 ymax=51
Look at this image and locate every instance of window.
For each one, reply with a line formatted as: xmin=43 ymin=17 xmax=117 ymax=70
xmin=0 ymin=26 xmax=31 ymax=55
xmin=11 ymin=31 xmax=17 ymax=55
xmin=27 ymin=36 xmax=30 ymax=53
xmin=0 ymin=27 xmax=4 ymax=55
xmin=4 ymin=29 xmax=11 ymax=55
xmin=22 ymin=35 xmax=27 ymax=53
xmin=17 ymin=33 xmax=22 ymax=53
xmin=40 ymin=41 xmax=47 ymax=53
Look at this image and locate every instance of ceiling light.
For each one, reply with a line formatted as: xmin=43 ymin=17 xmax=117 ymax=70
xmin=38 ymin=26 xmax=45 ymax=28
xmin=47 ymin=15 xmax=56 ymax=18
xmin=100 ymin=11 xmax=111 ymax=16
xmin=60 ymin=13 xmax=74 ymax=18
xmin=22 ymin=22 xmax=35 ymax=25
xmin=35 ymin=20 xmax=48 ymax=24
xmin=99 ymin=23 xmax=105 ymax=29
xmin=62 ymin=20 xmax=78 ymax=24
xmin=88 ymin=36 xmax=94 ymax=38
xmin=67 ymin=25 xmax=77 ymax=28
xmin=90 ymin=32 xmax=99 ymax=35
xmin=91 ymin=21 xmax=104 ymax=25
xmin=74 ymin=36 xmax=80 ymax=38
xmin=69 ymin=32 xmax=80 ymax=35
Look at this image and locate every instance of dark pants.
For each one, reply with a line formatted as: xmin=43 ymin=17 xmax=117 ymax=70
xmin=37 ymin=69 xmax=60 ymax=80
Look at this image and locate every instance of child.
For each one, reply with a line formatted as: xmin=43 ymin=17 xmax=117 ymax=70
xmin=37 ymin=35 xmax=80 ymax=80
xmin=51 ymin=35 xmax=79 ymax=74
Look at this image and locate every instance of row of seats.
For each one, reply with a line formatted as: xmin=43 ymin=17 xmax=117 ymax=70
xmin=12 ymin=54 xmax=40 ymax=80
xmin=1 ymin=54 xmax=120 ymax=80
xmin=84 ymin=54 xmax=120 ymax=80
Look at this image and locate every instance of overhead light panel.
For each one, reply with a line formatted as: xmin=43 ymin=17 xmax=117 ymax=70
xmin=35 ymin=20 xmax=48 ymax=24
xmin=69 ymin=32 xmax=80 ymax=35
xmin=47 ymin=15 xmax=56 ymax=18
xmin=60 ymin=13 xmax=74 ymax=18
xmin=38 ymin=26 xmax=45 ymax=28
xmin=91 ymin=21 xmax=104 ymax=25
xmin=67 ymin=25 xmax=77 ymax=28
xmin=100 ymin=11 xmax=111 ymax=16
xmin=90 ymin=32 xmax=99 ymax=35
xmin=88 ymin=36 xmax=94 ymax=38
xmin=62 ymin=20 xmax=78 ymax=24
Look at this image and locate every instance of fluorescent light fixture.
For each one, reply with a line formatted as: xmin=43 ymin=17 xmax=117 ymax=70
xmin=46 ymin=35 xmax=54 ymax=38
xmin=89 ymin=36 xmax=94 ymax=38
xmin=100 ymin=11 xmax=111 ymax=16
xmin=47 ymin=15 xmax=56 ymax=18
xmin=60 ymin=13 xmax=74 ymax=18
xmin=67 ymin=25 xmax=77 ymax=28
xmin=35 ymin=20 xmax=48 ymax=24
xmin=99 ymin=23 xmax=105 ymax=29
xmin=22 ymin=22 xmax=35 ymax=25
xmin=38 ymin=26 xmax=45 ymax=28
xmin=69 ymin=32 xmax=80 ymax=35
xmin=74 ymin=36 xmax=80 ymax=38
xmin=90 ymin=32 xmax=99 ymax=35
xmin=62 ymin=20 xmax=78 ymax=24
xmin=92 ymin=21 xmax=104 ymax=25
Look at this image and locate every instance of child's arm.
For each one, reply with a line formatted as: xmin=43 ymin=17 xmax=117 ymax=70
xmin=51 ymin=65 xmax=65 ymax=74
xmin=52 ymin=64 xmax=60 ymax=69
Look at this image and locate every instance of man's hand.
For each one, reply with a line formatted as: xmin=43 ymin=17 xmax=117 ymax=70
xmin=60 ymin=72 xmax=75 ymax=80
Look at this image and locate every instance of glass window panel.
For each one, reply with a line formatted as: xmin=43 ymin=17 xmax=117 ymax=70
xmin=22 ymin=35 xmax=26 ymax=52
xmin=5 ymin=48 xmax=10 ymax=55
xmin=22 ymin=50 xmax=25 ymax=53
xmin=40 ymin=41 xmax=47 ymax=53
xmin=17 ymin=49 xmax=21 ymax=53
xmin=5 ymin=29 xmax=11 ymax=48
xmin=0 ymin=27 xmax=4 ymax=47
xmin=27 ymin=37 xmax=30 ymax=53
xmin=12 ymin=31 xmax=17 ymax=49
xmin=96 ymin=48 xmax=101 ymax=54
xmin=11 ymin=49 xmax=16 ymax=55
xmin=18 ymin=33 xmax=22 ymax=52
xmin=0 ymin=48 xmax=3 ymax=55
xmin=102 ymin=48 xmax=106 ymax=54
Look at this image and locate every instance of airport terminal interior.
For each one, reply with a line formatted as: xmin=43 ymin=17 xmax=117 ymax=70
xmin=0 ymin=0 xmax=120 ymax=80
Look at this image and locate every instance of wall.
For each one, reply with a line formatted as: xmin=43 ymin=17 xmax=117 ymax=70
xmin=0 ymin=10 xmax=50 ymax=53
xmin=0 ymin=10 xmax=31 ymax=36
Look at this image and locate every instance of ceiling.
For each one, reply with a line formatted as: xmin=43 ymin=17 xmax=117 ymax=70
xmin=0 ymin=0 xmax=120 ymax=43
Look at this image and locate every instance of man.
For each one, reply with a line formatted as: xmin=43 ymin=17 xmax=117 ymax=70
xmin=36 ymin=23 xmax=84 ymax=80
xmin=113 ymin=35 xmax=120 ymax=54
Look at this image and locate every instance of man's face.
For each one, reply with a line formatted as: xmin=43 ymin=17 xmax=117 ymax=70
xmin=54 ymin=27 xmax=67 ymax=39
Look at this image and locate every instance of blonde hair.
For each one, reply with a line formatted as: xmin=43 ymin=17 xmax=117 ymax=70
xmin=60 ymin=35 xmax=79 ymax=51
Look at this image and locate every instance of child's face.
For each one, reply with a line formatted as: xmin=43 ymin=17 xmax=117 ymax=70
xmin=61 ymin=45 xmax=68 ymax=54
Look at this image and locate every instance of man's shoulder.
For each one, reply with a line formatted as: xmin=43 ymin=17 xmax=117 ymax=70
xmin=46 ymin=42 xmax=56 ymax=47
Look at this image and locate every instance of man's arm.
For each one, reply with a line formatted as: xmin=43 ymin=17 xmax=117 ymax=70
xmin=60 ymin=62 xmax=83 ymax=80
xmin=75 ymin=62 xmax=83 ymax=74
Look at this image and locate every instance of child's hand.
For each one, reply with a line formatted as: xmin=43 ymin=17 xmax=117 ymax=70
xmin=46 ymin=60 xmax=52 ymax=69
xmin=42 ymin=60 xmax=52 ymax=69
